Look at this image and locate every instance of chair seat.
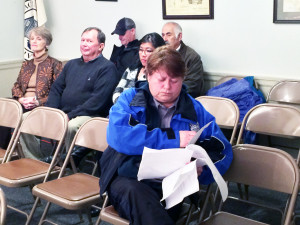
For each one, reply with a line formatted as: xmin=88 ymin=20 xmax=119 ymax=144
xmin=100 ymin=205 xmax=129 ymax=225
xmin=201 ymin=212 xmax=268 ymax=225
xmin=0 ymin=158 xmax=59 ymax=187
xmin=33 ymin=173 xmax=100 ymax=210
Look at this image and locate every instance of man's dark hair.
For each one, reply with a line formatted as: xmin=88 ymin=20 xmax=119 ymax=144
xmin=82 ymin=27 xmax=106 ymax=44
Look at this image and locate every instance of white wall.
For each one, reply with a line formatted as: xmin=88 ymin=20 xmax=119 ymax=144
xmin=0 ymin=0 xmax=23 ymax=61
xmin=1 ymin=0 xmax=300 ymax=97
xmin=42 ymin=0 xmax=300 ymax=80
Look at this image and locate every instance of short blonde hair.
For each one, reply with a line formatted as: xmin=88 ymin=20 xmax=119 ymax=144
xmin=28 ymin=26 xmax=53 ymax=46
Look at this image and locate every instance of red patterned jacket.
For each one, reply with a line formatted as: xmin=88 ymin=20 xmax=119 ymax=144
xmin=12 ymin=56 xmax=63 ymax=106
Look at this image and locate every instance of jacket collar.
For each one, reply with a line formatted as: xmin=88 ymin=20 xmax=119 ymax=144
xmin=80 ymin=53 xmax=103 ymax=63
xmin=178 ymin=41 xmax=187 ymax=55
xmin=124 ymin=39 xmax=139 ymax=51
xmin=130 ymin=83 xmax=198 ymax=122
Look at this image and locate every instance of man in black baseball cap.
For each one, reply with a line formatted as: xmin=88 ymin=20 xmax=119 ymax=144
xmin=110 ymin=17 xmax=140 ymax=76
xmin=111 ymin=17 xmax=136 ymax=36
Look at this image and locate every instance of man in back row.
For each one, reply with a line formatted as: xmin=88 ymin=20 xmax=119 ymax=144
xmin=46 ymin=27 xmax=120 ymax=162
xmin=162 ymin=22 xmax=204 ymax=98
xmin=110 ymin=17 xmax=140 ymax=76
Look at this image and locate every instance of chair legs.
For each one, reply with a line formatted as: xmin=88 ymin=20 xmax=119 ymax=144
xmin=26 ymin=199 xmax=53 ymax=225
xmin=25 ymin=196 xmax=40 ymax=225
xmin=26 ymin=197 xmax=96 ymax=225
xmin=184 ymin=204 xmax=196 ymax=225
xmin=38 ymin=201 xmax=52 ymax=225
xmin=94 ymin=214 xmax=101 ymax=225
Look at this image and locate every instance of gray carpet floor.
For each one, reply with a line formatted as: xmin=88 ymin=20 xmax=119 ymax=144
xmin=2 ymin=134 xmax=300 ymax=225
xmin=3 ymin=181 xmax=300 ymax=225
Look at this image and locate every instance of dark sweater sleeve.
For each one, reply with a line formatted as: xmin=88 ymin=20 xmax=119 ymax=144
xmin=67 ymin=62 xmax=120 ymax=119
xmin=45 ymin=63 xmax=68 ymax=109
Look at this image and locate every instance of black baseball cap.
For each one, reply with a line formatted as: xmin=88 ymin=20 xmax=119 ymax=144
xmin=111 ymin=17 xmax=136 ymax=35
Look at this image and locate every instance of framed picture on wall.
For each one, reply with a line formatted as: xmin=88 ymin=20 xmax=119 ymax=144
xmin=162 ymin=0 xmax=214 ymax=19
xmin=274 ymin=0 xmax=300 ymax=23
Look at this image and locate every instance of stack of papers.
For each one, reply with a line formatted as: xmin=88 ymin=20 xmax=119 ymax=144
xmin=137 ymin=145 xmax=228 ymax=209
xmin=137 ymin=122 xmax=228 ymax=209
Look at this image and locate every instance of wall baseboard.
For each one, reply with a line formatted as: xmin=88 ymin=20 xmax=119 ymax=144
xmin=0 ymin=60 xmax=22 ymax=70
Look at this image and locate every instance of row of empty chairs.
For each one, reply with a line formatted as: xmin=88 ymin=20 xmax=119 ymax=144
xmin=0 ymin=99 xmax=110 ymax=225
xmin=197 ymin=80 xmax=300 ymax=225
xmin=0 ymin=104 xmax=68 ymax=223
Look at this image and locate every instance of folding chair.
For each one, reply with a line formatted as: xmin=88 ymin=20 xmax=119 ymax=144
xmin=200 ymin=144 xmax=299 ymax=225
xmin=182 ymin=96 xmax=240 ymax=224
xmin=196 ymin=96 xmax=239 ymax=145
xmin=236 ymin=103 xmax=300 ymax=166
xmin=235 ymin=103 xmax=300 ymax=204
xmin=26 ymin=117 xmax=109 ymax=225
xmin=0 ymin=106 xmax=68 ymax=220
xmin=96 ymin=195 xmax=129 ymax=225
xmin=0 ymin=98 xmax=23 ymax=163
xmin=0 ymin=188 xmax=7 ymax=225
xmin=267 ymin=80 xmax=300 ymax=106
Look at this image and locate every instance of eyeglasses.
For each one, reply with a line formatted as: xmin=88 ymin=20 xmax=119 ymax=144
xmin=139 ymin=48 xmax=154 ymax=55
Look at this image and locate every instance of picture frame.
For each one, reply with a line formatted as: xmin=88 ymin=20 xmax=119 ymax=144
xmin=162 ymin=0 xmax=214 ymax=20
xmin=273 ymin=0 xmax=300 ymax=23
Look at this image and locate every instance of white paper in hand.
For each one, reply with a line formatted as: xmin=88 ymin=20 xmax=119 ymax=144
xmin=186 ymin=144 xmax=228 ymax=202
xmin=137 ymin=147 xmax=193 ymax=181
xmin=161 ymin=161 xmax=199 ymax=209
xmin=188 ymin=121 xmax=213 ymax=145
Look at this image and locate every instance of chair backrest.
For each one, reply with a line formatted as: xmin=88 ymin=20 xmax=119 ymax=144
xmin=19 ymin=107 xmax=68 ymax=141
xmin=228 ymin=144 xmax=298 ymax=194
xmin=237 ymin=103 xmax=300 ymax=140
xmin=0 ymin=98 xmax=23 ymax=162
xmin=7 ymin=107 xmax=68 ymax=162
xmin=58 ymin=117 xmax=109 ymax=177
xmin=267 ymin=80 xmax=300 ymax=105
xmin=74 ymin=117 xmax=109 ymax=151
xmin=236 ymin=103 xmax=300 ymax=164
xmin=0 ymin=98 xmax=22 ymax=129
xmin=196 ymin=96 xmax=239 ymax=144
xmin=215 ymin=76 xmax=241 ymax=87
xmin=224 ymin=144 xmax=299 ymax=224
xmin=0 ymin=188 xmax=6 ymax=225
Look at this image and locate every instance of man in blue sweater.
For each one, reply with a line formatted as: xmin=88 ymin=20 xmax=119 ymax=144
xmin=46 ymin=27 xmax=120 ymax=159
